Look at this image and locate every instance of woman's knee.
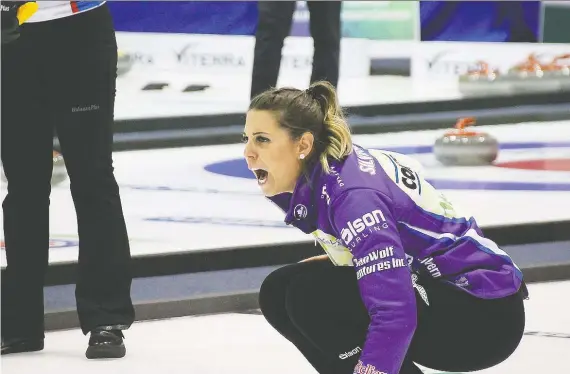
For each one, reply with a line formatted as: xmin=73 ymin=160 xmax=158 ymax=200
xmin=258 ymin=264 xmax=305 ymax=322
xmin=260 ymin=261 xmax=332 ymax=303
xmin=259 ymin=265 xmax=291 ymax=304
xmin=258 ymin=262 xmax=327 ymax=337
xmin=284 ymin=265 xmax=367 ymax=331
xmin=259 ymin=261 xmax=334 ymax=322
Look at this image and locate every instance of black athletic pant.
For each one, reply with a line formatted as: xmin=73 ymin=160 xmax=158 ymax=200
xmin=259 ymin=260 xmax=525 ymax=374
xmin=1 ymin=5 xmax=135 ymax=339
xmin=250 ymin=1 xmax=341 ymax=99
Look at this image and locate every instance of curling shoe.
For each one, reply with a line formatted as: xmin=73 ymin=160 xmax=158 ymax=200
xmin=1 ymin=337 xmax=44 ymax=355
xmin=85 ymin=327 xmax=126 ymax=359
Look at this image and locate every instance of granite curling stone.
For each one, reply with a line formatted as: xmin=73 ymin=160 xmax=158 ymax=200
xmin=543 ymin=53 xmax=570 ymax=92
xmin=458 ymin=61 xmax=511 ymax=97
xmin=434 ymin=117 xmax=499 ymax=166
xmin=506 ymin=53 xmax=561 ymax=93
xmin=1 ymin=150 xmax=68 ymax=186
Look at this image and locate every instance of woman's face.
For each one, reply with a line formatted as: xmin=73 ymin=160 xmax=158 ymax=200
xmin=243 ymin=110 xmax=313 ymax=196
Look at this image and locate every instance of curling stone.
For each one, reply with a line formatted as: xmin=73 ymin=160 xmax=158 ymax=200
xmin=434 ymin=117 xmax=499 ymax=166
xmin=1 ymin=150 xmax=68 ymax=186
xmin=543 ymin=54 xmax=570 ymax=92
xmin=117 ymin=50 xmax=134 ymax=77
xmin=458 ymin=61 xmax=512 ymax=97
xmin=505 ymin=54 xmax=561 ymax=93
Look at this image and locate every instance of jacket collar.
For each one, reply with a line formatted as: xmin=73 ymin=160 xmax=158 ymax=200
xmin=267 ymin=161 xmax=323 ymax=233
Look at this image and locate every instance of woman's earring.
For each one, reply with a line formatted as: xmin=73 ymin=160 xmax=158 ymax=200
xmin=300 ymin=154 xmax=305 ymax=160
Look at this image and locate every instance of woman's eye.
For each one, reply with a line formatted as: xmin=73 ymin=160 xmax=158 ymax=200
xmin=241 ymin=135 xmax=248 ymax=143
xmin=256 ymin=136 xmax=269 ymax=143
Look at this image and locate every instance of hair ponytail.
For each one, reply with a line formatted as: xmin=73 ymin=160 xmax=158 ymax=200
xmin=307 ymin=81 xmax=353 ymax=174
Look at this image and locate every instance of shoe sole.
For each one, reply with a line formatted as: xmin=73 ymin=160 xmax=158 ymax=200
xmin=85 ymin=345 xmax=126 ymax=359
xmin=1 ymin=342 xmax=44 ymax=355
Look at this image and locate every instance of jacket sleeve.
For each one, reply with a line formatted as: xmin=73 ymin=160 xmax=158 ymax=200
xmin=2 ymin=2 xmax=38 ymax=45
xmin=329 ymin=189 xmax=417 ymax=374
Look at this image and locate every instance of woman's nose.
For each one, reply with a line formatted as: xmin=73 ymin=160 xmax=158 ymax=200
xmin=243 ymin=141 xmax=256 ymax=161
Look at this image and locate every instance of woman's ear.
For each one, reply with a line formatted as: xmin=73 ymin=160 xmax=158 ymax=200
xmin=298 ymin=132 xmax=314 ymax=158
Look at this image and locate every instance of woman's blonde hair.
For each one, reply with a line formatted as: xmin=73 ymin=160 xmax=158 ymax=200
xmin=249 ymin=80 xmax=353 ymax=174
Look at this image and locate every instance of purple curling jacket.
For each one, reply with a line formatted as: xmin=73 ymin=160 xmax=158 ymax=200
xmin=267 ymin=145 xmax=524 ymax=374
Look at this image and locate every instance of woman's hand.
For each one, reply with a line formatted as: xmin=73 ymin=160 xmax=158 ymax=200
xmin=299 ymin=254 xmax=329 ymax=263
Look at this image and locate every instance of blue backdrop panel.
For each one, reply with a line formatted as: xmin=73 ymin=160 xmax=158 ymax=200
xmin=420 ymin=1 xmax=541 ymax=42
xmin=107 ymin=1 xmax=258 ymax=35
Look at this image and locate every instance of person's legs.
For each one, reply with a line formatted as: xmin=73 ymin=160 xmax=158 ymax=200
xmin=1 ymin=24 xmax=54 ymax=354
xmin=250 ymin=1 xmax=296 ymax=99
xmin=43 ymin=5 xmax=134 ymax=358
xmin=307 ymin=1 xmax=342 ymax=88
xmin=278 ymin=263 xmax=525 ymax=374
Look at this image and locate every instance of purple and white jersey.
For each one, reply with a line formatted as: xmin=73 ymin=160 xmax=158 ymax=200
xmin=268 ymin=145 xmax=524 ymax=374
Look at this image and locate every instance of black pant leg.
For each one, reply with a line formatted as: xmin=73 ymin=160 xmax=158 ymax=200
xmin=44 ymin=6 xmax=134 ymax=334
xmin=306 ymin=1 xmax=342 ymax=88
xmin=285 ymin=263 xmax=369 ymax=374
xmin=1 ymin=28 xmax=55 ymax=340
xmin=250 ymin=1 xmax=296 ymax=99
xmin=259 ymin=261 xmax=349 ymax=373
xmin=408 ymin=276 xmax=526 ymax=372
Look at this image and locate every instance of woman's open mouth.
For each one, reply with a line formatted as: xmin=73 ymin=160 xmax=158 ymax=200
xmin=253 ymin=169 xmax=268 ymax=186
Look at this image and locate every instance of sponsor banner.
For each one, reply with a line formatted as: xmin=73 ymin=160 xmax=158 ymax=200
xmin=116 ymin=32 xmax=370 ymax=81
xmin=411 ymin=41 xmax=570 ymax=81
xmin=291 ymin=1 xmax=418 ymax=41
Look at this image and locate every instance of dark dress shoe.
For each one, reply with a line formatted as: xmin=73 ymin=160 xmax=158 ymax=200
xmin=85 ymin=328 xmax=126 ymax=359
xmin=1 ymin=337 xmax=44 ymax=355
